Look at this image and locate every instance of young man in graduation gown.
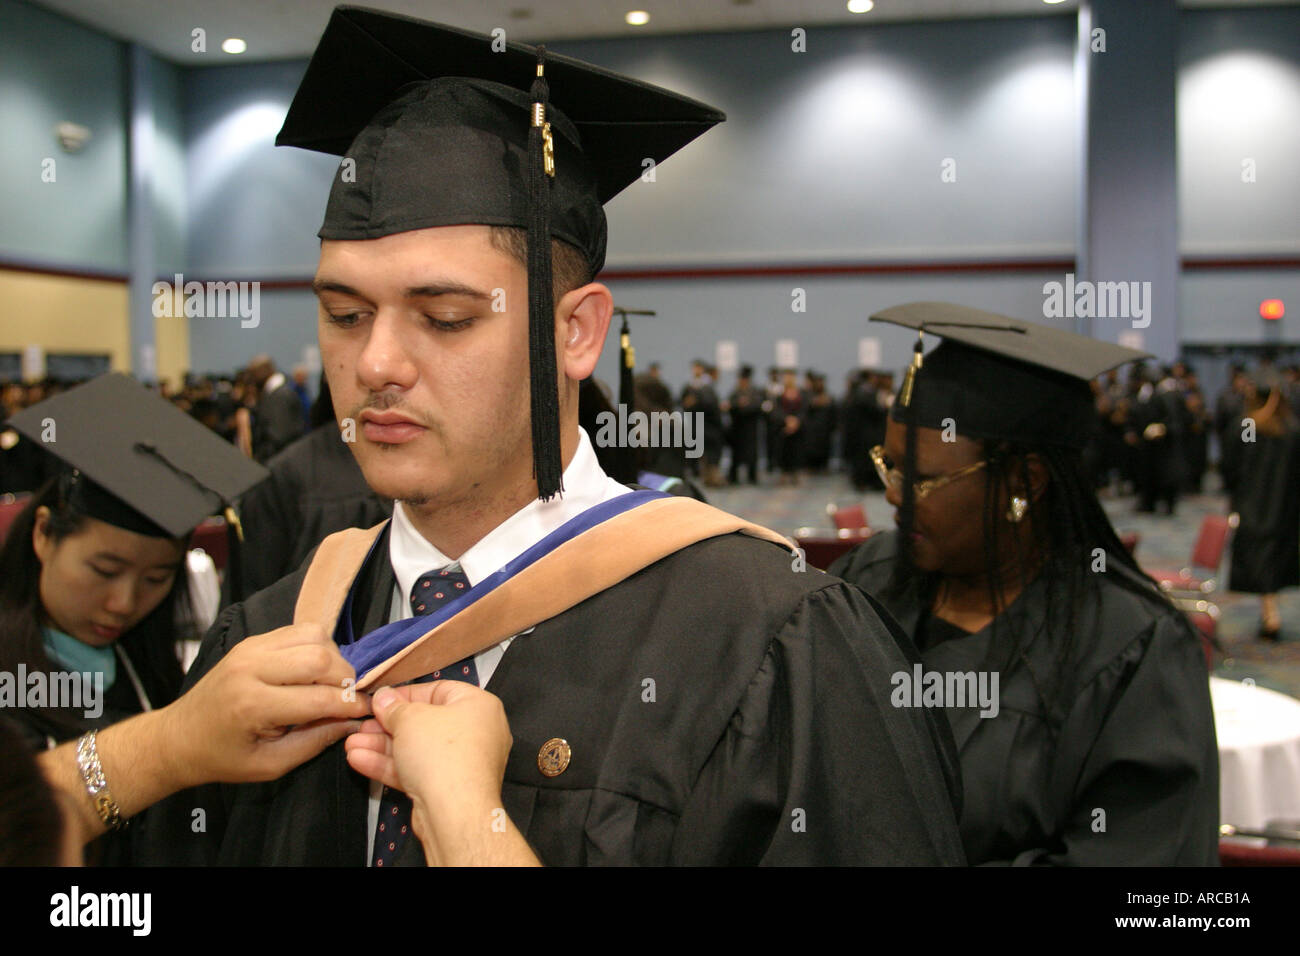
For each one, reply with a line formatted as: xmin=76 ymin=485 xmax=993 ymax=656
xmin=829 ymin=303 xmax=1219 ymax=866
xmin=134 ymin=9 xmax=964 ymax=867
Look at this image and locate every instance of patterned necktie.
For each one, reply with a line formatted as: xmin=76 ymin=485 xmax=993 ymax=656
xmin=372 ymin=566 xmax=478 ymax=867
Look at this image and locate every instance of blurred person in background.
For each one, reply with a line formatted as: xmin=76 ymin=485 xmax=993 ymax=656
xmin=1227 ymin=372 xmax=1300 ymax=641
xmin=1130 ymin=365 xmax=1188 ymax=515
xmin=726 ymin=364 xmax=762 ymax=485
xmin=803 ymin=370 xmax=837 ymax=474
xmin=1214 ymin=363 xmax=1248 ymax=495
xmin=248 ymin=355 xmax=306 ymax=462
xmin=763 ymin=365 xmax=783 ymax=475
xmin=1182 ymin=369 xmax=1209 ymax=494
xmin=774 ymin=368 xmax=806 ymax=485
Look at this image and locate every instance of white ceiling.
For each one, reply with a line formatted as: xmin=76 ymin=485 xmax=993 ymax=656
xmin=24 ymin=0 xmax=1297 ymax=65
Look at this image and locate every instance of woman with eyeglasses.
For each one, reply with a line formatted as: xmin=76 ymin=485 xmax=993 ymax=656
xmin=830 ymin=303 xmax=1219 ymax=866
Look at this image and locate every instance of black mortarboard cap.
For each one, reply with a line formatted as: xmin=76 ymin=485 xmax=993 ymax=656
xmin=611 ymin=306 xmax=655 ymax=482
xmin=872 ymin=302 xmax=1149 ymax=450
xmin=276 ymin=6 xmax=724 ymax=498
xmin=4 ymin=374 xmax=268 ymax=538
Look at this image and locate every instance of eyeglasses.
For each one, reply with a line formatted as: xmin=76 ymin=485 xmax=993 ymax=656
xmin=869 ymin=445 xmax=988 ymax=500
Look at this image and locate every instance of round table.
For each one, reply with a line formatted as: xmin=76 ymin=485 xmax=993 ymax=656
xmin=1210 ymin=676 xmax=1300 ymax=830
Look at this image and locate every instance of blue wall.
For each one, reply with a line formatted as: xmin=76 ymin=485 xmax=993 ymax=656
xmin=1178 ymin=6 xmax=1300 ymax=346
xmin=151 ymin=54 xmax=188 ymax=276
xmin=0 ymin=0 xmax=128 ymax=273
xmin=178 ymin=18 xmax=1079 ymax=274
xmin=552 ymin=19 xmax=1078 ymax=266
xmin=1179 ymin=6 xmax=1300 ymax=257
xmin=184 ymin=59 xmax=335 ymax=278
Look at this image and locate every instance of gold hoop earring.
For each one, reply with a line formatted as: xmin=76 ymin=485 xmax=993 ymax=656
xmin=1007 ymin=496 xmax=1028 ymax=523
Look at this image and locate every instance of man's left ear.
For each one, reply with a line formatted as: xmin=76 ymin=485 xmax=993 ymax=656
xmin=557 ymin=282 xmax=613 ymax=381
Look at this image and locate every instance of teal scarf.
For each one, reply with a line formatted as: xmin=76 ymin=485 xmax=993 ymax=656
xmin=42 ymin=627 xmax=117 ymax=692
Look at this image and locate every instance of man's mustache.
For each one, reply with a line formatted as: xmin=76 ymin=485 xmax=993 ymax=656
xmin=348 ymin=394 xmax=438 ymax=430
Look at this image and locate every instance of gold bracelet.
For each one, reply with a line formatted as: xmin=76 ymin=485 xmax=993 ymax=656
xmin=75 ymin=731 xmax=124 ymax=831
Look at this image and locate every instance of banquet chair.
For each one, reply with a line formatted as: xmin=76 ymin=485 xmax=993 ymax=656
xmin=0 ymin=493 xmax=31 ymax=544
xmin=190 ymin=515 xmax=230 ymax=573
xmin=1144 ymin=513 xmax=1238 ymax=598
xmin=794 ymin=528 xmax=871 ymax=572
xmin=827 ymin=502 xmax=870 ymax=535
xmin=1181 ymin=602 xmax=1223 ymax=669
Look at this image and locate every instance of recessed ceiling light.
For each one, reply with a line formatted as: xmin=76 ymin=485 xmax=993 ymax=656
xmin=1042 ymin=0 xmax=1068 ymax=5
xmin=221 ymin=38 xmax=247 ymax=54
xmin=847 ymin=0 xmax=874 ymax=12
xmin=626 ymin=10 xmax=650 ymax=26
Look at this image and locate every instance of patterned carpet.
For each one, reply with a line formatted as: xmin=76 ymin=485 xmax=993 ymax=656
xmin=705 ymin=470 xmax=1300 ymax=699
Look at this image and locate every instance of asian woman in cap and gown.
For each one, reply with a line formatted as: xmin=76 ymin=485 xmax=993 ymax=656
xmin=0 ymin=374 xmax=267 ymax=861
xmin=830 ymin=303 xmax=1219 ymax=866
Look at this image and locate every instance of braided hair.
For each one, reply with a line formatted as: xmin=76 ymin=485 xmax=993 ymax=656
xmin=889 ymin=437 xmax=1188 ymax=735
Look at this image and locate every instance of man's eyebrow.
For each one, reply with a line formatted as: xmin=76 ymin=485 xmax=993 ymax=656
xmin=311 ymin=279 xmax=363 ymax=298
xmin=310 ymin=279 xmax=491 ymax=300
xmin=403 ymin=282 xmax=491 ymax=300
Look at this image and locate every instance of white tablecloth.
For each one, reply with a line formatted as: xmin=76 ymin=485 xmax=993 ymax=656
xmin=1210 ymin=676 xmax=1300 ymax=830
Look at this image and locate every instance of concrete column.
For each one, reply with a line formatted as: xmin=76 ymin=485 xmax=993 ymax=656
xmin=127 ymin=43 xmax=158 ymax=381
xmin=1077 ymin=0 xmax=1180 ymax=360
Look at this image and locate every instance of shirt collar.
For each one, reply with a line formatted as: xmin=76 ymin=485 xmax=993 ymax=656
xmin=389 ymin=427 xmax=630 ymax=605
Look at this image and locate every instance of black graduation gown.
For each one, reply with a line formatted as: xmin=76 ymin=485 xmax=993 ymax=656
xmin=234 ymin=424 xmax=392 ymax=599
xmin=1228 ymin=427 xmax=1300 ymax=594
xmin=1135 ymin=387 xmax=1192 ymax=509
xmin=135 ymin=529 xmax=966 ymax=865
xmin=252 ymin=385 xmax=306 ymax=463
xmin=829 ymin=532 xmax=1220 ymax=866
xmin=1214 ymin=389 xmax=1245 ymax=492
xmin=803 ymin=396 xmax=837 ymax=471
xmin=726 ymin=385 xmax=762 ymax=481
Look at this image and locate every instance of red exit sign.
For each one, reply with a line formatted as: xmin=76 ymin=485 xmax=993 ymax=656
xmin=1260 ymin=299 xmax=1285 ymax=320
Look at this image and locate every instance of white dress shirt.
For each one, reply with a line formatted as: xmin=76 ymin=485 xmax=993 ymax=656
xmin=366 ymin=427 xmax=631 ymax=862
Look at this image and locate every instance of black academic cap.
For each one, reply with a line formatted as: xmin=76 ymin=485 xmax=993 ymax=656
xmin=612 ymin=307 xmax=656 ymax=406
xmin=4 ymin=374 xmax=268 ymax=538
xmin=276 ymin=6 xmax=723 ymax=498
xmin=611 ymin=306 xmax=655 ymax=483
xmin=872 ymin=302 xmax=1149 ymax=449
